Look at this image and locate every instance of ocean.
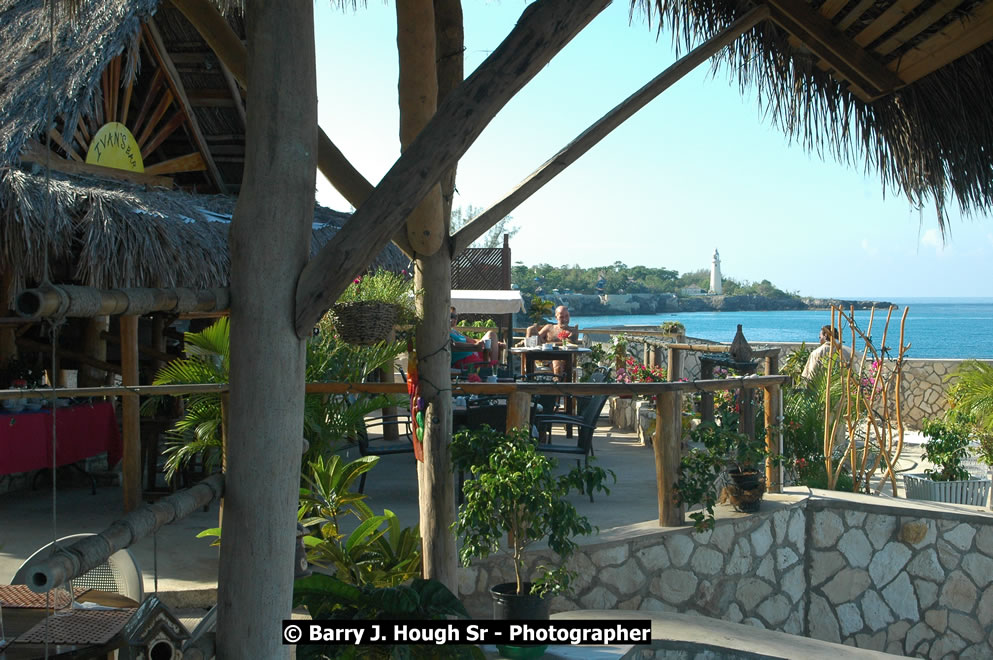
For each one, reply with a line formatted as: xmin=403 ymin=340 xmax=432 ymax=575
xmin=572 ymin=298 xmax=993 ymax=360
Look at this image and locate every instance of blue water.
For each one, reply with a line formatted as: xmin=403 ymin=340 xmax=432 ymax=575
xmin=572 ymin=298 xmax=993 ymax=359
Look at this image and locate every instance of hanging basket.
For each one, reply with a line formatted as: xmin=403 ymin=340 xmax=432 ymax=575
xmin=331 ymin=302 xmax=399 ymax=346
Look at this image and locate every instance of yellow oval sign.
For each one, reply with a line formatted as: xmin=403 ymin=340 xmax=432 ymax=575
xmin=85 ymin=122 xmax=144 ymax=172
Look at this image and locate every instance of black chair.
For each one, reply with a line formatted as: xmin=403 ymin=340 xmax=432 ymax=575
xmin=533 ymin=394 xmax=608 ymax=502
xmin=463 ymin=398 xmax=508 ymax=433
xmin=354 ymin=413 xmax=415 ymax=493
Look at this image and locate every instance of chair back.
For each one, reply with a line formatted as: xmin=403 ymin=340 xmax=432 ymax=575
xmin=12 ymin=533 xmax=143 ymax=602
xmin=576 ymin=394 xmax=608 ymax=450
xmin=464 ymin=399 xmax=508 ymax=433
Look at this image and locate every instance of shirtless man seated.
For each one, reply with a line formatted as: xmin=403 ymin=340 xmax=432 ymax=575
xmin=529 ymin=305 xmax=579 ymax=377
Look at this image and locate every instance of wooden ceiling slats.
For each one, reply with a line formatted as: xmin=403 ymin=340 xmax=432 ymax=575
xmin=76 ymin=116 xmax=90 ymax=144
xmin=891 ymin=0 xmax=993 ymax=83
xmin=136 ymin=89 xmax=175 ymax=149
xmin=141 ymin=110 xmax=186 ymax=158
xmin=73 ymin=127 xmax=88 ymax=153
xmin=819 ymin=0 xmax=851 ymax=21
xmin=837 ymin=0 xmax=877 ymax=32
xmin=108 ymin=56 xmax=120 ymax=123
xmin=144 ymin=152 xmax=206 ymax=175
xmin=873 ymin=0 xmax=967 ymax=56
xmin=144 ymin=19 xmax=227 ymax=193
xmin=132 ymin=68 xmax=165 ymax=139
xmin=119 ymin=76 xmax=135 ymax=126
xmin=47 ymin=128 xmax=82 ymax=162
xmin=854 ymin=0 xmax=926 ymax=46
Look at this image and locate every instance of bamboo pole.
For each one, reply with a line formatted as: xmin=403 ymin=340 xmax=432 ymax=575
xmin=21 ymin=474 xmax=223 ymax=593
xmin=15 ymin=285 xmax=230 ymax=319
xmin=764 ymin=353 xmax=782 ymax=494
xmin=120 ymin=315 xmax=141 ymax=512
xmin=655 ymin=391 xmax=683 ymax=526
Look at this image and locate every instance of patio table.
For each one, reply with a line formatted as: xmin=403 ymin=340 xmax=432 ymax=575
xmin=0 ymin=402 xmax=122 ymax=476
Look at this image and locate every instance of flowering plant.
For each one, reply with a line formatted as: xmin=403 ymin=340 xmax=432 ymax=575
xmin=558 ymin=330 xmax=571 ymax=347
xmin=615 ymin=356 xmax=666 ymax=384
xmin=335 ymin=269 xmax=418 ymax=325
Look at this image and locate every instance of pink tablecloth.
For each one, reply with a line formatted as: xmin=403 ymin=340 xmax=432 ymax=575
xmin=0 ymin=402 xmax=122 ymax=475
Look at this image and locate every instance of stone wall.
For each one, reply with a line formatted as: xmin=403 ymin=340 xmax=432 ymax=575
xmin=457 ymin=494 xmax=993 ymax=658
xmin=594 ymin=336 xmax=993 ymax=431
xmin=806 ymin=498 xmax=993 ymax=657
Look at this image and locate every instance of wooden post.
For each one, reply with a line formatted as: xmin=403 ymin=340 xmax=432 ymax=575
xmin=739 ymin=386 xmax=755 ymax=439
xmin=700 ymin=358 xmax=715 ymax=424
xmin=0 ymin=269 xmax=16 ymax=366
xmin=380 ymin=330 xmax=398 ymax=442
xmin=79 ymin=316 xmax=110 ymax=387
xmin=505 ymin=391 xmax=531 ymax=431
xmin=655 ymin=391 xmax=683 ymax=526
xmin=120 ymin=315 xmax=141 ymax=512
xmin=668 ymin=346 xmax=684 ymax=451
xmin=764 ymin=355 xmax=782 ymax=493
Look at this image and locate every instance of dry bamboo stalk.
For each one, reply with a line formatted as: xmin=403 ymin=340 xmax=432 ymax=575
xmin=863 ymin=306 xmax=894 ymax=484
xmin=23 ymin=474 xmax=224 ymax=592
xmin=824 ymin=307 xmax=838 ymax=488
xmin=876 ymin=308 xmax=910 ymax=493
xmin=856 ymin=307 xmax=878 ymax=477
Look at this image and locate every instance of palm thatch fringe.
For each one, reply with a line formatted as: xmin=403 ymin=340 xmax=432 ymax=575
xmin=0 ymin=167 xmax=407 ymax=303
xmin=634 ymin=0 xmax=993 ymax=231
xmin=0 ymin=0 xmax=161 ymax=167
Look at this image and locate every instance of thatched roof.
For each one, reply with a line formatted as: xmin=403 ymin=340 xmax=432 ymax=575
xmin=0 ymin=167 xmax=409 ymax=300
xmin=638 ymin=0 xmax=993 ymax=228
xmin=0 ymin=0 xmax=159 ymax=168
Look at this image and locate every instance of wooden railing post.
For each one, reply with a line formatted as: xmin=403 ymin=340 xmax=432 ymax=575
xmin=764 ymin=354 xmax=782 ymax=493
xmin=120 ymin=315 xmax=141 ymax=512
xmin=699 ymin=358 xmax=715 ymax=424
xmin=655 ymin=391 xmax=683 ymax=526
xmin=505 ymin=391 xmax=532 ymax=431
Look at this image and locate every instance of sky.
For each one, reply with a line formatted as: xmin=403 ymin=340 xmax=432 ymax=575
xmin=312 ymin=1 xmax=993 ymax=300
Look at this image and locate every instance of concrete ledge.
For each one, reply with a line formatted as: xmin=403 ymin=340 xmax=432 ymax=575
xmin=157 ymin=587 xmax=217 ymax=610
xmin=798 ymin=486 xmax=993 ymax=522
xmin=552 ymin=611 xmax=905 ymax=659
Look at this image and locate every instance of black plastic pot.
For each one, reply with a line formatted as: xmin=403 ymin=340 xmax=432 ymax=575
xmin=728 ymin=469 xmax=761 ymax=491
xmin=490 ymin=582 xmax=551 ymax=620
xmin=727 ymin=469 xmax=765 ymax=513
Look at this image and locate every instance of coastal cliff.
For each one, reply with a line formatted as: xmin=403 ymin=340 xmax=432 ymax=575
xmin=544 ymin=293 xmax=892 ymax=317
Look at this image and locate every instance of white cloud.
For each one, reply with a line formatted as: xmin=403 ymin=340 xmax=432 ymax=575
xmin=860 ymin=239 xmax=878 ymax=256
xmin=920 ymin=228 xmax=953 ymax=256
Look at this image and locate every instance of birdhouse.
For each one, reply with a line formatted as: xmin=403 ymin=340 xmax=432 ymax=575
xmin=118 ymin=596 xmax=190 ymax=660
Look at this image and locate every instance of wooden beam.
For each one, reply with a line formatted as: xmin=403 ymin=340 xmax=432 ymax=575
xmin=14 ymin=336 xmax=121 ymax=376
xmin=186 ymin=88 xmax=236 ymax=106
xmin=47 ymin=128 xmax=83 ymax=162
xmin=219 ymin=61 xmax=246 ymax=128
xmin=889 ymin=0 xmax=993 ymax=84
xmin=450 ymin=6 xmax=770 ymax=255
xmin=131 ymin=68 xmax=165 ymax=140
xmin=136 ymin=89 xmax=175 ymax=148
xmin=144 ymin=20 xmax=228 ymax=193
xmin=295 ymin=0 xmax=611 ymax=337
xmin=20 ymin=140 xmax=173 ymax=188
xmin=836 ymin=0 xmax=875 ymax=32
xmin=141 ymin=110 xmax=186 ymax=158
xmin=144 ymin=151 xmax=206 ymax=175
xmin=765 ymin=0 xmax=905 ymax=100
xmin=100 ymin=330 xmax=176 ymax=363
xmin=168 ymin=0 xmax=414 ymax=256
xmin=120 ymin=315 xmax=141 ymax=512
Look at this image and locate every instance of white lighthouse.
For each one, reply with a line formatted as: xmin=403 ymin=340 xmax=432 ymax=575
xmin=709 ymin=248 xmax=722 ymax=295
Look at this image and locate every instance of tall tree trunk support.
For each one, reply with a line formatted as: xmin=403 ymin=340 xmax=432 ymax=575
xmin=216 ymin=1 xmax=316 ymax=657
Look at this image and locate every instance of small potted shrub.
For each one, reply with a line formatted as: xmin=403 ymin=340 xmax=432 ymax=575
xmin=904 ymin=417 xmax=991 ymax=506
xmin=451 ymin=426 xmax=613 ymax=619
xmin=675 ymin=423 xmax=771 ymax=531
xmin=659 ymin=320 xmax=685 ymax=338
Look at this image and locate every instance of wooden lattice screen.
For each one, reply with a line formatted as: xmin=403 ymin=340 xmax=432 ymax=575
xmin=451 ymin=235 xmax=513 ymax=342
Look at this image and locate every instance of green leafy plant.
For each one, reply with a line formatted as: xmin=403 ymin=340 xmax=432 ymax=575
xmin=675 ymin=423 xmax=771 ymax=532
xmin=578 ymin=343 xmax=610 ymax=382
xmin=336 ymin=268 xmax=418 ymax=326
xmin=454 ymin=318 xmax=498 ymax=339
xmin=920 ymin=417 xmax=973 ymax=482
xmin=452 ymin=426 xmax=613 ymax=597
xmin=292 ymin=574 xmax=482 ymax=659
xmin=299 ymin=455 xmax=422 ymax=587
xmin=659 ymin=321 xmax=685 ymax=335
xmin=146 ymin=316 xmax=406 ymax=479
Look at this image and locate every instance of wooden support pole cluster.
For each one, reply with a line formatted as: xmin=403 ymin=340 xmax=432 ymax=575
xmin=120 ymin=316 xmax=141 ymax=512
xmin=764 ymin=355 xmax=782 ymax=494
xmin=15 ymin=285 xmax=230 ymax=319
xmin=655 ymin=391 xmax=683 ymax=527
xmin=22 ymin=474 xmax=224 ymax=593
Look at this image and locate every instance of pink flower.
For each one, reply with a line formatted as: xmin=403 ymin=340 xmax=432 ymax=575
xmin=467 ymin=373 xmax=482 ymax=383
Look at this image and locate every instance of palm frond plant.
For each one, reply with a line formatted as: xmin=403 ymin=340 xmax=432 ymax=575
xmin=947 ymin=360 xmax=993 ymax=436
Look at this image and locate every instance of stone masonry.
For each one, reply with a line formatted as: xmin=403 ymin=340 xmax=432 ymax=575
xmin=458 ymin=494 xmax=993 ymax=659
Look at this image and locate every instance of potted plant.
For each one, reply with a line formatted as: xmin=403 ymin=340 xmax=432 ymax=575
xmin=332 ymin=269 xmax=417 ymax=345
xmin=659 ymin=320 xmax=685 ymax=338
xmin=675 ymin=422 xmax=771 ymax=531
xmin=451 ymin=426 xmax=613 ymax=621
xmin=904 ymin=417 xmax=992 ymax=506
